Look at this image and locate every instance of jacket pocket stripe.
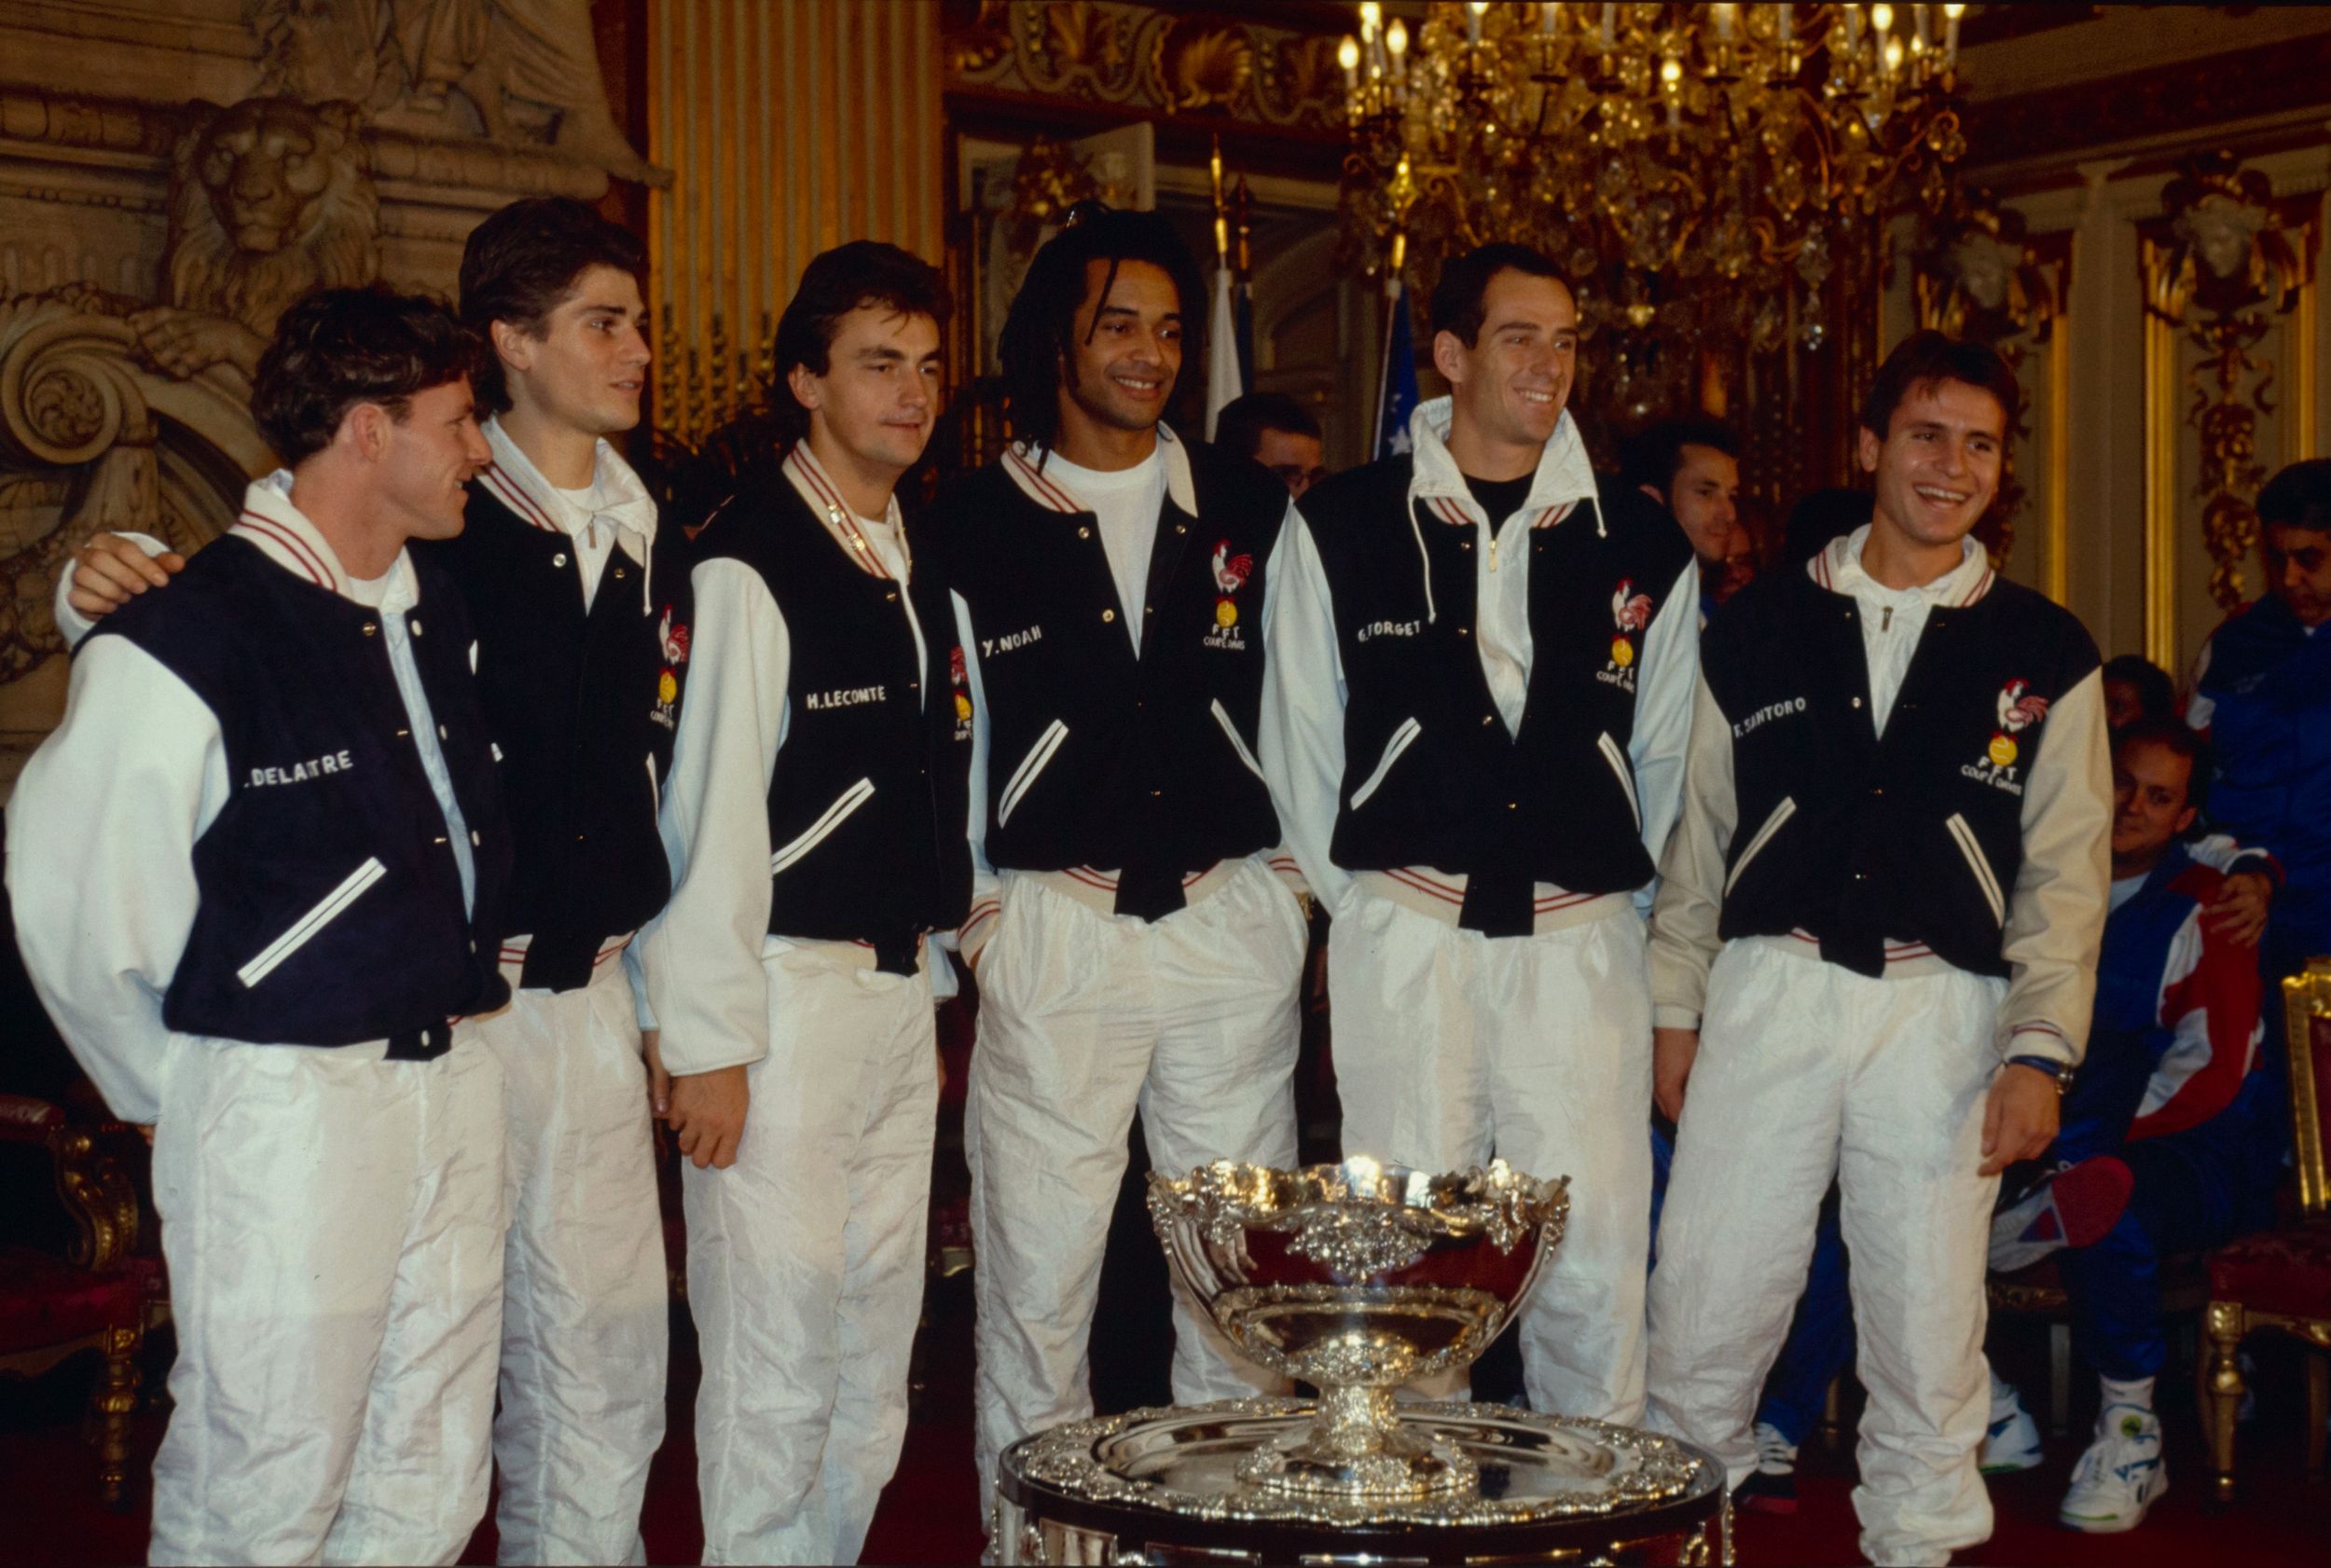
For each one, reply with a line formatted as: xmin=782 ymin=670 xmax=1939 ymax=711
xmin=1946 ymin=811 xmax=2007 ymax=928
xmin=771 ymin=777 xmax=876 ymax=874
xmin=998 ymin=720 xmax=1069 ymax=828
xmin=1209 ymin=698 xmax=1267 ymax=782
xmin=238 ymin=857 xmax=388 ymax=988
xmin=645 ymin=752 xmax=661 ymax=822
xmin=1349 ymin=717 xmax=1422 ymax=810
xmin=1724 ymin=796 xmax=1798 ymax=897
xmin=1597 ymin=731 xmax=1642 ymax=832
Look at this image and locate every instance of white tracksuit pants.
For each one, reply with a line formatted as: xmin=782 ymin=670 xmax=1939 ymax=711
xmin=683 ymin=942 xmax=938 ymax=1567
xmin=968 ymin=856 xmax=1305 ymax=1511
xmin=149 ymin=1034 xmax=507 ymax=1566
xmin=1645 ymin=940 xmax=2007 ymax=1568
xmin=465 ymin=958 xmax=668 ymax=1566
xmin=1329 ymin=891 xmax=1654 ymax=1423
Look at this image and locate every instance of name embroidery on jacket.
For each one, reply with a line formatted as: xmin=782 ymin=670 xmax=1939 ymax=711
xmin=806 ymin=685 xmax=886 ymax=711
xmin=249 ymin=750 xmax=354 ymax=787
xmin=1733 ymin=696 xmax=1809 ymax=738
xmin=1358 ymin=618 xmax=1423 ymax=642
xmin=982 ymin=625 xmax=1042 ymax=659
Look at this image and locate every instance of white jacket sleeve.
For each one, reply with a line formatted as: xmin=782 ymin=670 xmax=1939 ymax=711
xmin=638 ymin=557 xmax=789 ymax=1077
xmin=1996 ymin=667 xmax=2113 ymax=1066
xmin=1628 ymin=555 xmax=1703 ymax=915
xmin=6 ymin=637 xmax=228 ymax=1122
xmin=1259 ymin=511 xmax=1353 ymax=915
xmin=953 ymin=589 xmax=1003 ymax=963
xmin=50 ymin=531 xmax=171 ymax=651
xmin=1647 ymin=670 xmax=1738 ymax=1031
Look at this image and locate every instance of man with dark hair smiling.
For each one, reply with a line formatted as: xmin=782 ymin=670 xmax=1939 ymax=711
xmin=641 ymin=240 xmax=968 ymax=1566
xmin=1643 ymin=331 xmax=2111 ymax=1566
xmin=1265 ymin=241 xmax=1699 ymax=1422
xmin=61 ymin=196 xmax=684 ymax=1566
xmin=937 ymin=206 xmax=1306 ymax=1512
xmin=1625 ymin=416 xmax=1743 ymax=619
xmin=10 ymin=286 xmax=513 ymax=1563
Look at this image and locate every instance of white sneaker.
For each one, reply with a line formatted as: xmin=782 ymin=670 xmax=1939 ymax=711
xmin=1979 ymin=1382 xmax=2044 ymax=1474
xmin=2058 ymin=1404 xmax=2168 ymax=1533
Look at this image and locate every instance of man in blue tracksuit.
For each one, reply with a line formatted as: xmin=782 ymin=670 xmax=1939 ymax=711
xmin=1985 ymin=717 xmax=2275 ymax=1533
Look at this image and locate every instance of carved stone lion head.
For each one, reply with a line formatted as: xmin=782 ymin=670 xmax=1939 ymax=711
xmin=166 ymin=96 xmax=379 ymax=337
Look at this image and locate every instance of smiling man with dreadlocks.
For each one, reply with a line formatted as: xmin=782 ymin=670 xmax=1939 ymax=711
xmin=933 ymin=206 xmax=1309 ymax=1514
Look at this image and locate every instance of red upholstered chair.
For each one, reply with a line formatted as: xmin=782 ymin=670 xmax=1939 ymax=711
xmin=2202 ymin=957 xmax=2331 ymax=1500
xmin=0 ymin=1094 xmax=159 ymax=1509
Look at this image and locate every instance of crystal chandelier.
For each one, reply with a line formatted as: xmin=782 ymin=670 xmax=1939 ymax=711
xmin=1339 ymin=3 xmax=1971 ymax=423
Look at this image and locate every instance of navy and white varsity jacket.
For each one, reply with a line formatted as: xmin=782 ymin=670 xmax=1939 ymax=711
xmin=1264 ymin=396 xmax=1700 ymax=938
xmin=1649 ymin=526 xmax=2112 ymax=1066
xmin=939 ymin=424 xmax=1301 ymax=951
xmin=7 ymin=476 xmax=513 ymax=1122
xmin=413 ymin=420 xmax=689 ymax=993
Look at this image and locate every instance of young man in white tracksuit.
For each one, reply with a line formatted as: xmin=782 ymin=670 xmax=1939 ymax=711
xmin=61 ymin=199 xmax=683 ymax=1566
xmin=9 ymin=288 xmax=514 ymax=1565
xmin=640 ymin=241 xmax=969 ymax=1566
xmin=1262 ymin=241 xmax=1699 ymax=1424
xmin=1643 ymin=331 xmax=2112 ymax=1567
xmin=935 ymin=206 xmax=1310 ymax=1513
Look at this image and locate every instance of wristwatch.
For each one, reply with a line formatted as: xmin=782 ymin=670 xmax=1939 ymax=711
xmin=2003 ymin=1053 xmax=2075 ymax=1096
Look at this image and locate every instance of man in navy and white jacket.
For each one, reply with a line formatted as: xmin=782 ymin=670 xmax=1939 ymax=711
xmin=1264 ymin=242 xmax=1699 ymax=1423
xmin=1644 ymin=332 xmax=2111 ymax=1567
xmin=641 ymin=241 xmax=970 ymax=1566
xmin=8 ymin=288 xmax=514 ymax=1564
xmin=936 ymin=208 xmax=1309 ymax=1512
xmin=59 ymin=199 xmax=687 ymax=1566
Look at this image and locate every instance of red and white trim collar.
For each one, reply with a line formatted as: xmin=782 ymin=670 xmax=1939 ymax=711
xmin=1000 ymin=423 xmax=1198 ymax=518
xmin=1811 ymin=523 xmax=1993 ymax=607
xmin=230 ymin=473 xmax=355 ymax=598
xmin=781 ymin=440 xmax=907 ymax=582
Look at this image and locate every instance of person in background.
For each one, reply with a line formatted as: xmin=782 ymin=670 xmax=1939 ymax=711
xmin=12 ymin=287 xmax=513 ymax=1563
xmin=1625 ymin=416 xmax=1743 ymax=620
xmin=2102 ymin=653 xmax=2178 ymax=732
xmin=1984 ymin=719 xmax=2275 ymax=1534
xmin=1215 ymin=390 xmax=1331 ymax=498
xmin=2186 ymin=459 xmax=2331 ymax=1012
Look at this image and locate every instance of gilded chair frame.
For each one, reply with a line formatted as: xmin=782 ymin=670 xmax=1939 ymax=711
xmin=2203 ymin=958 xmax=2331 ymax=1499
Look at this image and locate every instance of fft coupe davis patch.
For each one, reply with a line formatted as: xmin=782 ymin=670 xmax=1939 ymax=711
xmin=1205 ymin=538 xmax=1253 ymax=650
xmin=1599 ymin=578 xmax=1655 ymax=692
xmin=1963 ymin=677 xmax=2049 ymax=795
xmin=652 ymin=604 xmax=689 ymax=730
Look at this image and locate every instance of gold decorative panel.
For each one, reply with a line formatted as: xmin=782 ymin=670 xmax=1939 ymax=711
xmin=646 ymin=0 xmax=944 ymax=446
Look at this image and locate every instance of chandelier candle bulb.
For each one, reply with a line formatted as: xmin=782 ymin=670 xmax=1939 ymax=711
xmin=1711 ymin=5 xmax=1735 ymax=42
xmin=1540 ymin=3 xmax=1559 ymax=37
xmin=1601 ymin=4 xmax=1616 ymax=49
xmin=1339 ymin=35 xmax=1359 ymax=93
xmin=1466 ymin=2 xmax=1484 ymax=47
xmin=1943 ymin=2 xmax=1963 ymax=63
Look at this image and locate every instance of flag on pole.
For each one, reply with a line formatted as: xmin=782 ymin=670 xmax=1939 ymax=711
xmin=1206 ymin=262 xmax=1245 ymax=440
xmin=1373 ymin=276 xmax=1419 ymax=459
xmin=1234 ymin=277 xmax=1255 ymax=392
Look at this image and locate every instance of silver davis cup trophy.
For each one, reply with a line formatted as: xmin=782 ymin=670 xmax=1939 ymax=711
xmin=991 ymin=1158 xmax=1732 ymax=1566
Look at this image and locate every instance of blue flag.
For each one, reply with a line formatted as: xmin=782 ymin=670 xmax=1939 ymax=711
xmin=1374 ymin=278 xmax=1419 ymax=460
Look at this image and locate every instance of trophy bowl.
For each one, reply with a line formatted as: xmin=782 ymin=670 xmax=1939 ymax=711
xmin=1145 ymin=1157 xmax=1569 ymax=1504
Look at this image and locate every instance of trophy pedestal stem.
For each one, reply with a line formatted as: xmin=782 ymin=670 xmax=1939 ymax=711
xmin=1233 ymin=1385 xmax=1482 ymax=1501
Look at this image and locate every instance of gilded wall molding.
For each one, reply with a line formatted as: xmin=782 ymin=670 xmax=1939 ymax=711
xmin=945 ymin=1 xmax=1345 ymax=137
xmin=2138 ymin=151 xmax=2320 ymax=667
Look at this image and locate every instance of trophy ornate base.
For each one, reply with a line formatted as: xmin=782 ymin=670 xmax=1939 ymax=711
xmin=996 ymin=1396 xmax=1731 ymax=1566
xmin=1232 ymin=1385 xmax=1480 ymax=1500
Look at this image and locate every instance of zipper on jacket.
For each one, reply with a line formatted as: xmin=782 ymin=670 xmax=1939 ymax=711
xmin=997 ymin=719 xmax=1069 ymax=827
xmin=1945 ymin=811 xmax=2007 ymax=928
xmin=1596 ymin=731 xmax=1642 ymax=831
xmin=238 ymin=857 xmax=388 ymax=987
xmin=1209 ymin=698 xmax=1267 ymax=782
xmin=771 ymin=777 xmax=877 ymax=874
xmin=1881 ymin=606 xmax=1893 ymax=632
xmin=1349 ymin=717 xmax=1422 ymax=810
xmin=1724 ymin=796 xmax=1798 ymax=897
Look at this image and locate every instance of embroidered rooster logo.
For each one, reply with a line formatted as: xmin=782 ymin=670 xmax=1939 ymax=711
xmin=1985 ymin=678 xmax=2050 ymax=767
xmin=659 ymin=606 xmax=690 ymax=667
xmin=950 ymin=646 xmax=972 ymax=723
xmin=1212 ymin=539 xmax=1253 ymax=596
xmin=1995 ymin=678 xmax=2049 ymax=734
xmin=1611 ymin=579 xmax=1654 ymax=633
